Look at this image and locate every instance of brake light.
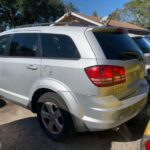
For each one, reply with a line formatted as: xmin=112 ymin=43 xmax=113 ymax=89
xmin=145 ymin=140 xmax=150 ymax=150
xmin=85 ymin=65 xmax=126 ymax=87
xmin=115 ymin=28 xmax=127 ymax=34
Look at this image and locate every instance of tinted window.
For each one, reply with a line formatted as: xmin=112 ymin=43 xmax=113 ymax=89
xmin=0 ymin=35 xmax=10 ymax=55
xmin=9 ymin=33 xmax=38 ymax=57
xmin=133 ymin=37 xmax=150 ymax=53
xmin=41 ymin=34 xmax=80 ymax=59
xmin=94 ymin=31 xmax=143 ymax=60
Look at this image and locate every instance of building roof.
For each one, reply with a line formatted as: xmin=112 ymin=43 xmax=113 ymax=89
xmin=54 ymin=12 xmax=149 ymax=34
xmin=75 ymin=13 xmax=101 ymax=24
xmin=108 ymin=20 xmax=144 ymax=30
xmin=54 ymin=12 xmax=102 ymax=26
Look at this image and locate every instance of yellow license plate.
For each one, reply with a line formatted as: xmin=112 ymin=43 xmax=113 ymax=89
xmin=144 ymin=121 xmax=150 ymax=136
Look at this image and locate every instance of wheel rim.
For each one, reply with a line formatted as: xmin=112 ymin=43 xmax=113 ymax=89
xmin=41 ymin=102 xmax=64 ymax=135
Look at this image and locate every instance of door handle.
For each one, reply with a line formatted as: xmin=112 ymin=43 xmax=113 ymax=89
xmin=27 ymin=65 xmax=38 ymax=70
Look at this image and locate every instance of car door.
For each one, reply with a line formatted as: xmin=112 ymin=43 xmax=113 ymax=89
xmin=2 ymin=32 xmax=41 ymax=106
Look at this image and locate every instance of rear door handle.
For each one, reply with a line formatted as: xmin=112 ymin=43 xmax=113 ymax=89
xmin=27 ymin=65 xmax=38 ymax=70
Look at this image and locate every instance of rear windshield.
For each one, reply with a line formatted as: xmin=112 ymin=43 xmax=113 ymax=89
xmin=133 ymin=37 xmax=150 ymax=54
xmin=94 ymin=31 xmax=143 ymax=60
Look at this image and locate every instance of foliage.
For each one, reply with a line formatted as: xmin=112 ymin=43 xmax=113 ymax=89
xmin=92 ymin=10 xmax=98 ymax=17
xmin=110 ymin=0 xmax=150 ymax=29
xmin=0 ymin=0 xmax=78 ymax=30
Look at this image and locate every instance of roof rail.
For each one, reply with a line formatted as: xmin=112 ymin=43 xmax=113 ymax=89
xmin=15 ymin=22 xmax=53 ymax=28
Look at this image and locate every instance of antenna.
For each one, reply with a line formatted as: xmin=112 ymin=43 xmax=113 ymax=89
xmin=105 ymin=9 xmax=120 ymax=26
xmin=106 ymin=15 xmax=113 ymax=26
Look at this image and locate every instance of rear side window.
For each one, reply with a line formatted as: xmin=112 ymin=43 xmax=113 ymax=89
xmin=9 ymin=33 xmax=38 ymax=57
xmin=133 ymin=37 xmax=150 ymax=53
xmin=94 ymin=31 xmax=143 ymax=60
xmin=41 ymin=34 xmax=80 ymax=59
xmin=0 ymin=35 xmax=10 ymax=55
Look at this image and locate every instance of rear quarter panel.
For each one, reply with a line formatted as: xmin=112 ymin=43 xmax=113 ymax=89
xmin=40 ymin=29 xmax=99 ymax=96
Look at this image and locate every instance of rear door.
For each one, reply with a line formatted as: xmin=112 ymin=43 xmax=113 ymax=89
xmin=1 ymin=32 xmax=41 ymax=105
xmin=88 ymin=29 xmax=145 ymax=99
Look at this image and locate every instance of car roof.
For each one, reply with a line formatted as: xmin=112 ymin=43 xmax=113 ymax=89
xmin=0 ymin=25 xmax=127 ymax=36
xmin=0 ymin=26 xmax=89 ymax=35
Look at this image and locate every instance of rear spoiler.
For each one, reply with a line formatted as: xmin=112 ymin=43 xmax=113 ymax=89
xmin=89 ymin=27 xmax=128 ymax=34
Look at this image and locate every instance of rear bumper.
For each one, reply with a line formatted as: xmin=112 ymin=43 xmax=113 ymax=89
xmin=75 ymin=81 xmax=149 ymax=131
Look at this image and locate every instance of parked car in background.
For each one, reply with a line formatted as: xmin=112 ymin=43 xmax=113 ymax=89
xmin=0 ymin=26 xmax=149 ymax=141
xmin=141 ymin=121 xmax=150 ymax=150
xmin=145 ymin=35 xmax=150 ymax=41
xmin=129 ymin=34 xmax=150 ymax=79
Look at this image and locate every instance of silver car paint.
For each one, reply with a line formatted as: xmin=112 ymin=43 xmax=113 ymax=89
xmin=0 ymin=26 xmax=149 ymax=132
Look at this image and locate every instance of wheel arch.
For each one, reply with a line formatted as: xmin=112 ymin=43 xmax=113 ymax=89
xmin=29 ymin=78 xmax=71 ymax=112
xmin=29 ymin=79 xmax=86 ymax=131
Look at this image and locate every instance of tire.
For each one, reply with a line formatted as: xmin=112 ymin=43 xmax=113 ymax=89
xmin=37 ymin=92 xmax=75 ymax=142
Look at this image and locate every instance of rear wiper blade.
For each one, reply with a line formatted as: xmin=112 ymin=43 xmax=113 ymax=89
xmin=121 ymin=51 xmax=140 ymax=59
xmin=121 ymin=52 xmax=143 ymax=61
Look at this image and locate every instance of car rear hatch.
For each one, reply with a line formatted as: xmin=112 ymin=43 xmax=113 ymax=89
xmin=87 ymin=27 xmax=145 ymax=100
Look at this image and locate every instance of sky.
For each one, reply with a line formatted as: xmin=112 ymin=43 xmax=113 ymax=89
xmin=64 ymin=0 xmax=131 ymax=17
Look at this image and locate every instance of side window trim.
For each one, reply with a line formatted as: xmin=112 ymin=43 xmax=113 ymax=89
xmin=6 ymin=33 xmax=41 ymax=58
xmin=40 ymin=33 xmax=81 ymax=60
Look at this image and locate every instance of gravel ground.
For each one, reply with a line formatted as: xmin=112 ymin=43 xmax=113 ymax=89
xmin=0 ymin=100 xmax=149 ymax=150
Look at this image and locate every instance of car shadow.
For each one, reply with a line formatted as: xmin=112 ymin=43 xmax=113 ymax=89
xmin=1 ymin=90 xmax=150 ymax=150
xmin=0 ymin=110 xmax=149 ymax=150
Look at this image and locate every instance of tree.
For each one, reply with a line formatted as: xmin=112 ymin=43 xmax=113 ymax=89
xmin=110 ymin=0 xmax=150 ymax=29
xmin=93 ymin=10 xmax=98 ymax=17
xmin=0 ymin=0 xmax=19 ymax=28
xmin=0 ymin=0 xmax=78 ymax=31
xmin=65 ymin=2 xmax=79 ymax=12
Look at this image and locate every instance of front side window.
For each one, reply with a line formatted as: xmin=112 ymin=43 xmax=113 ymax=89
xmin=9 ymin=33 xmax=38 ymax=57
xmin=41 ymin=34 xmax=80 ymax=59
xmin=0 ymin=35 xmax=10 ymax=55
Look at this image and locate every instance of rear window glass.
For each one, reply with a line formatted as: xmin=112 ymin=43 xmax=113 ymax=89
xmin=94 ymin=31 xmax=143 ymax=60
xmin=133 ymin=37 xmax=150 ymax=53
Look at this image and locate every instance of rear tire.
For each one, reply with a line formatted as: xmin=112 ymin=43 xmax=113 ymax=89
xmin=37 ymin=92 xmax=75 ymax=142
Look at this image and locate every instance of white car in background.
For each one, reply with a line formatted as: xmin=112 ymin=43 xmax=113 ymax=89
xmin=129 ymin=34 xmax=150 ymax=79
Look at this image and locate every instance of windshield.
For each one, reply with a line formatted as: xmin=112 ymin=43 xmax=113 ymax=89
xmin=133 ymin=37 xmax=150 ymax=53
xmin=93 ymin=31 xmax=144 ymax=60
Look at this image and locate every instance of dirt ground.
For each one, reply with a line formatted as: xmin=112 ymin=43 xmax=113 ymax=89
xmin=0 ymin=99 xmax=149 ymax=150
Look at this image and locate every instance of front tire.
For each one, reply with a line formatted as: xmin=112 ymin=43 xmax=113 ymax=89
xmin=37 ymin=92 xmax=75 ymax=141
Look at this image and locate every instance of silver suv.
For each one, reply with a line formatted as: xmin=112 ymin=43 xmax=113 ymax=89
xmin=0 ymin=26 xmax=149 ymax=141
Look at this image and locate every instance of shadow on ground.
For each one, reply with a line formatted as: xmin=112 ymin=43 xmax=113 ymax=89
xmin=0 ymin=91 xmax=150 ymax=150
xmin=0 ymin=110 xmax=149 ymax=150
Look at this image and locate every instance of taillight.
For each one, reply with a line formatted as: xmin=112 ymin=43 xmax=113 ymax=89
xmin=85 ymin=65 xmax=126 ymax=87
xmin=145 ymin=140 xmax=150 ymax=150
